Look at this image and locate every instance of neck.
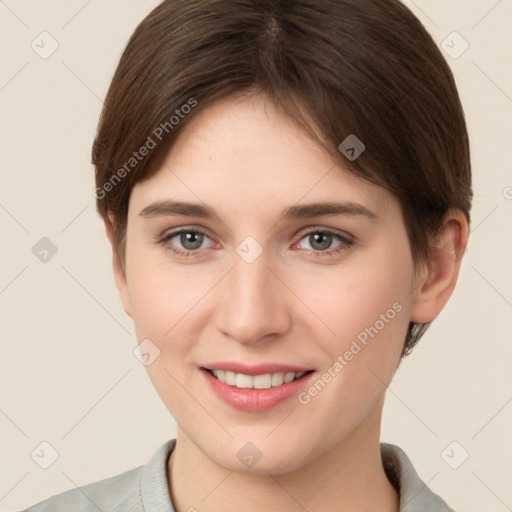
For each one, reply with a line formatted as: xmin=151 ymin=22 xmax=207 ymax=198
xmin=168 ymin=399 xmax=399 ymax=512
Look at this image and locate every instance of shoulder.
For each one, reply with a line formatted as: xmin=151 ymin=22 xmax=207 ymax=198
xmin=22 ymin=465 xmax=144 ymax=512
xmin=21 ymin=439 xmax=177 ymax=512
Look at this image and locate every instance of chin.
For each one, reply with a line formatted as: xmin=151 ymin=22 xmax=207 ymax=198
xmin=194 ymin=432 xmax=319 ymax=476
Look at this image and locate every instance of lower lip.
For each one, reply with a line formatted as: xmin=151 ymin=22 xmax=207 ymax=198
xmin=201 ymin=368 xmax=314 ymax=412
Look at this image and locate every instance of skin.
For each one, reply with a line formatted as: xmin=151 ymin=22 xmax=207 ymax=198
xmin=105 ymin=92 xmax=468 ymax=512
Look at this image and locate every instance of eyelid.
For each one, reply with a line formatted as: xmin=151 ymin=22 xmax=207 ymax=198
xmin=156 ymin=225 xmax=213 ymax=241
xmin=157 ymin=225 xmax=354 ymax=243
xmin=294 ymin=225 xmax=355 ymax=243
xmin=156 ymin=225 xmax=356 ymax=257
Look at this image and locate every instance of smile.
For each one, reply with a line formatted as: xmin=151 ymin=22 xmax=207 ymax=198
xmin=201 ymin=363 xmax=316 ymax=412
xmin=206 ymin=369 xmax=309 ymax=389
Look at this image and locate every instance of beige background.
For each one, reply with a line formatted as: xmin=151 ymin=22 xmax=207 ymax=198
xmin=1 ymin=1 xmax=511 ymax=510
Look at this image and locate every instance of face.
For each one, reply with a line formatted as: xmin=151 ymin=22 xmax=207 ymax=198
xmin=116 ymin=93 xmax=419 ymax=474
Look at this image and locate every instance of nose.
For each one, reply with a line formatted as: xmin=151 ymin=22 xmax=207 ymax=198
xmin=214 ymin=248 xmax=292 ymax=346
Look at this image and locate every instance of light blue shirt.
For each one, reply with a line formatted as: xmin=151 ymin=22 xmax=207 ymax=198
xmin=21 ymin=439 xmax=454 ymax=511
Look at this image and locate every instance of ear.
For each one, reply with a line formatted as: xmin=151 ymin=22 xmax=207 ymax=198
xmin=104 ymin=214 xmax=132 ymax=318
xmin=410 ymin=209 xmax=469 ymax=323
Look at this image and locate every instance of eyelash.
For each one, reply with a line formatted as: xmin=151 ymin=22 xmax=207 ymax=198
xmin=156 ymin=228 xmax=355 ymax=259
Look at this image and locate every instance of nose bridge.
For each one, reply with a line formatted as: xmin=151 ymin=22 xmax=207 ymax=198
xmin=216 ymin=244 xmax=290 ymax=345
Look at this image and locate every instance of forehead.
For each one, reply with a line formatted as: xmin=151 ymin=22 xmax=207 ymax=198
xmin=129 ymin=94 xmax=396 ymax=221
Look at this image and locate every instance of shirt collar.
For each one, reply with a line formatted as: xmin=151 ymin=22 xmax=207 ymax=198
xmin=381 ymin=443 xmax=454 ymax=511
xmin=140 ymin=438 xmax=176 ymax=511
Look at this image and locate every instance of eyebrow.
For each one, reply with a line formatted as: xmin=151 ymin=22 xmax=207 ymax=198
xmin=139 ymin=200 xmax=378 ymax=222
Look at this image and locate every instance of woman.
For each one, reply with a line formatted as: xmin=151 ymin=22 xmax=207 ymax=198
xmin=24 ymin=0 xmax=471 ymax=510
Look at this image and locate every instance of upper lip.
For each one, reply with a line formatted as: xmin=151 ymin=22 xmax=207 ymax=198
xmin=202 ymin=362 xmax=313 ymax=376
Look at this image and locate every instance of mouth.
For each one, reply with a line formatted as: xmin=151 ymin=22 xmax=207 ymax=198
xmin=199 ymin=362 xmax=316 ymax=412
xmin=203 ymin=368 xmax=314 ymax=389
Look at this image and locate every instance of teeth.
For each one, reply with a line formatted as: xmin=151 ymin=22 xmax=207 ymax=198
xmin=235 ymin=373 xmax=253 ymax=388
xmin=225 ymin=371 xmax=236 ymax=385
xmin=284 ymin=372 xmax=296 ymax=383
xmin=253 ymin=374 xmax=272 ymax=389
xmin=211 ymin=370 xmax=307 ymax=389
xmin=271 ymin=373 xmax=284 ymax=386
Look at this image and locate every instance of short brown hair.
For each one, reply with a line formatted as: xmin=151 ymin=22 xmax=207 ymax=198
xmin=92 ymin=0 xmax=472 ymax=356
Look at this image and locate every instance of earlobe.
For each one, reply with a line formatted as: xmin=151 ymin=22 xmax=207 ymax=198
xmin=103 ymin=214 xmax=133 ymax=318
xmin=410 ymin=209 xmax=468 ymax=324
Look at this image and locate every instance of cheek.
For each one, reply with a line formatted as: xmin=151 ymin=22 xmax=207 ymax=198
xmin=318 ymin=247 xmax=413 ymax=398
xmin=299 ymin=247 xmax=414 ymax=420
xmin=126 ymin=243 xmax=200 ymax=337
xmin=298 ymin=244 xmax=413 ymax=355
xmin=125 ymin=252 xmax=202 ymax=410
xmin=125 ymin=245 xmax=222 ymax=375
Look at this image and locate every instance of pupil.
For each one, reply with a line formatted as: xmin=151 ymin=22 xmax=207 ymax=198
xmin=181 ymin=232 xmax=202 ymax=250
xmin=311 ymin=232 xmax=331 ymax=251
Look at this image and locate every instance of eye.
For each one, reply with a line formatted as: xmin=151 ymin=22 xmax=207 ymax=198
xmin=156 ymin=227 xmax=354 ymax=259
xmin=157 ymin=228 xmax=214 ymax=258
xmin=295 ymin=229 xmax=354 ymax=258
